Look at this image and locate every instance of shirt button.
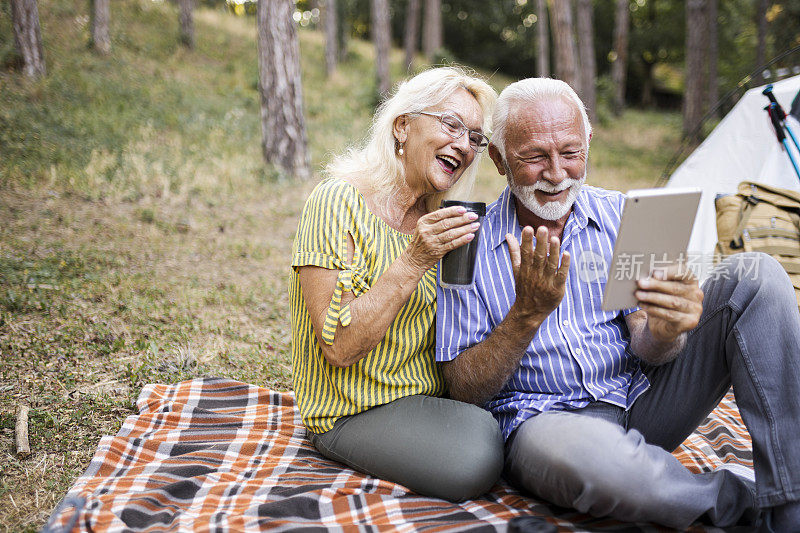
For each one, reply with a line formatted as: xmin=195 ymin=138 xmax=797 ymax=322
xmin=562 ymin=320 xmax=569 ymax=326
xmin=574 ymin=348 xmax=582 ymax=354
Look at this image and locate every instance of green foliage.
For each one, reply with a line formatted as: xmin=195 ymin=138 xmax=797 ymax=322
xmin=770 ymin=2 xmax=800 ymax=54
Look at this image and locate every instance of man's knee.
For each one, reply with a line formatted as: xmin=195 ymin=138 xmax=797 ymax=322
xmin=717 ymin=253 xmax=789 ymax=290
xmin=708 ymin=253 xmax=794 ymax=308
xmin=506 ymin=413 xmax=658 ymax=510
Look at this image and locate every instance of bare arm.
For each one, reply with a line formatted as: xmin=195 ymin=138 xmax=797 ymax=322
xmin=625 ymin=266 xmax=703 ymax=365
xmin=443 ymin=226 xmax=570 ymax=405
xmin=442 ymin=305 xmax=541 ymax=406
xmin=300 ymin=206 xmax=479 ymax=368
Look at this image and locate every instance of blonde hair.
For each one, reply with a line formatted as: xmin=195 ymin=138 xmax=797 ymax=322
xmin=326 ymin=66 xmax=497 ymax=212
xmin=492 ymin=77 xmax=591 ymax=158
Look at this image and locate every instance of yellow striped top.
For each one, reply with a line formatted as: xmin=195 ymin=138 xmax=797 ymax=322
xmin=289 ymin=178 xmax=445 ymax=434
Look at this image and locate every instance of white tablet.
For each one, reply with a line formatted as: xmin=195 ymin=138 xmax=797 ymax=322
xmin=601 ymin=188 xmax=702 ymax=312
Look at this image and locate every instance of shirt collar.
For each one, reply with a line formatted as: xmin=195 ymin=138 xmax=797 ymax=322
xmin=487 ymin=185 xmax=601 ymax=251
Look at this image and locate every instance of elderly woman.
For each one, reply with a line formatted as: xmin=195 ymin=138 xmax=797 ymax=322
xmin=289 ymin=67 xmax=503 ymax=501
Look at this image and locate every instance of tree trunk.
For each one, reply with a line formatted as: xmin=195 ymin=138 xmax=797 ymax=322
xmin=611 ymin=0 xmax=629 ymax=115
xmin=535 ymin=0 xmax=549 ymax=77
xmin=338 ymin=0 xmax=349 ymax=62
xmin=10 ymin=0 xmax=46 ymax=78
xmin=683 ymin=0 xmax=707 ymax=140
xmin=575 ymin=0 xmax=596 ymax=122
xmin=755 ymin=0 xmax=768 ymax=84
xmin=548 ymin=0 xmax=580 ymax=94
xmin=706 ymin=0 xmax=718 ymax=116
xmin=403 ymin=0 xmax=420 ymax=72
xmin=371 ymin=0 xmax=391 ymax=96
xmin=641 ymin=59 xmax=655 ymax=107
xmin=256 ymin=0 xmax=311 ymax=180
xmin=179 ymin=0 xmax=195 ymax=49
xmin=325 ymin=0 xmax=338 ymax=75
xmin=423 ymin=0 xmax=442 ymax=60
xmin=90 ymin=0 xmax=111 ymax=54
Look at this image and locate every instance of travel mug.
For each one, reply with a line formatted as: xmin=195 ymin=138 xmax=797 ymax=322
xmin=439 ymin=200 xmax=486 ymax=289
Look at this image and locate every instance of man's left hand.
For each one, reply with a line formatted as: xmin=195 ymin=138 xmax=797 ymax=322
xmin=634 ymin=265 xmax=704 ymax=343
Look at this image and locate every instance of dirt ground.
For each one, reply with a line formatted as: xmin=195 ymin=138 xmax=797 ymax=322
xmin=0 ymin=178 xmax=314 ymax=531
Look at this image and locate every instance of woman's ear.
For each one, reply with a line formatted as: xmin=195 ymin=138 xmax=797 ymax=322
xmin=393 ymin=115 xmax=409 ymax=144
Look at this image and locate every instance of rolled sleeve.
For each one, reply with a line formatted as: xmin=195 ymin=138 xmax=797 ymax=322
xmin=435 ymin=282 xmax=493 ymax=362
xmin=291 ymin=181 xmax=371 ymax=344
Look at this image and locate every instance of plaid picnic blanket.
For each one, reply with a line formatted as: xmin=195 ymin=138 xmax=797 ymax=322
xmin=45 ymin=378 xmax=754 ymax=532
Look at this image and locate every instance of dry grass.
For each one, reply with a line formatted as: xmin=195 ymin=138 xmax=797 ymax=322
xmin=0 ymin=181 xmax=307 ymax=531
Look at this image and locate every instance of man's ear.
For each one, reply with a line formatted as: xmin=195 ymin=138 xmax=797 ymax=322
xmin=393 ymin=115 xmax=409 ymax=144
xmin=488 ymin=143 xmax=506 ymax=175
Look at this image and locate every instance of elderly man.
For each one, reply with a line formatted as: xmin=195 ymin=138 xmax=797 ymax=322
xmin=436 ymin=78 xmax=800 ymax=531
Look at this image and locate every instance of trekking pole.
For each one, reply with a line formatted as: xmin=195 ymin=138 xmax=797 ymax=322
xmin=763 ymin=85 xmax=800 ymax=156
xmin=763 ymin=87 xmax=800 ymax=182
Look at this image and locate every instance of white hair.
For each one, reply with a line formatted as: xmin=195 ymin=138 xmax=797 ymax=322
xmin=491 ymin=78 xmax=592 ymax=157
xmin=326 ymin=66 xmax=497 ymax=211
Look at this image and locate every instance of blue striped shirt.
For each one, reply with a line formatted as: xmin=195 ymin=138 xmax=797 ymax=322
xmin=436 ymin=185 xmax=650 ymax=440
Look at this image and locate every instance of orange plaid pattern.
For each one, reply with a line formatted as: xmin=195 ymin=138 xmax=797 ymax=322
xmin=45 ymin=379 xmax=752 ymax=532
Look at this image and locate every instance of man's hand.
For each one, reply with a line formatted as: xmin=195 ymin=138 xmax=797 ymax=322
xmin=635 ymin=264 xmax=703 ymax=344
xmin=506 ymin=226 xmax=570 ymax=328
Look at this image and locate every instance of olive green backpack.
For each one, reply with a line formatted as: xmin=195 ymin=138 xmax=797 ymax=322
xmin=715 ymin=181 xmax=800 ymax=311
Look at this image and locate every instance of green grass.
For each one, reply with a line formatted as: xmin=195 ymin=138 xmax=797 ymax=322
xmin=0 ymin=0 xmax=682 ymax=530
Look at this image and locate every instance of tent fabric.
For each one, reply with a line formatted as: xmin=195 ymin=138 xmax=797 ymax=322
xmin=45 ymin=378 xmax=753 ymax=532
xmin=666 ymin=75 xmax=800 ymax=266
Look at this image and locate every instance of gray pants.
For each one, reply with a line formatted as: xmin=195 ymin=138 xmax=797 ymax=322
xmin=309 ymin=394 xmax=504 ymax=502
xmin=505 ymin=253 xmax=800 ymax=529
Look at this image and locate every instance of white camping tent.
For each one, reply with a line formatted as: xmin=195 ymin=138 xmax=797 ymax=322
xmin=666 ymin=75 xmax=800 ymax=262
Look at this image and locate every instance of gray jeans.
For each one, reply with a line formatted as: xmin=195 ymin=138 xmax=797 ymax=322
xmin=309 ymin=394 xmax=504 ymax=502
xmin=505 ymin=253 xmax=800 ymax=529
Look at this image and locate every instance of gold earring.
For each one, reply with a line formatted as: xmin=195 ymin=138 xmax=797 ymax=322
xmin=398 ymin=143 xmax=404 ymax=156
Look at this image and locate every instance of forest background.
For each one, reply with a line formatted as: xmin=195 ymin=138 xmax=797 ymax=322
xmin=1 ymin=0 xmax=799 ymax=531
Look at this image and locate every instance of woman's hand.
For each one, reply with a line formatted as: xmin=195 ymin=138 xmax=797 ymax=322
xmin=404 ymin=206 xmax=481 ymax=274
xmin=300 ymin=205 xmax=479 ymax=368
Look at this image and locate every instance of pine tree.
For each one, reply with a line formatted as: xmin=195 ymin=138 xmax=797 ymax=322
xmin=372 ymin=0 xmax=391 ymax=96
xmin=179 ymin=0 xmax=195 ymax=49
xmin=10 ymin=0 xmax=46 ymax=78
xmin=611 ymin=0 xmax=630 ymax=115
xmin=325 ymin=0 xmax=338 ymax=76
xmin=423 ymin=0 xmax=442 ymax=60
xmin=90 ymin=0 xmax=111 ymax=54
xmin=576 ymin=0 xmax=596 ymax=122
xmin=683 ymin=0 xmax=707 ymax=140
xmin=535 ymin=0 xmax=549 ymax=77
xmin=256 ymin=0 xmax=311 ymax=179
xmin=549 ymin=0 xmax=580 ymax=93
xmin=403 ymin=0 xmax=420 ymax=72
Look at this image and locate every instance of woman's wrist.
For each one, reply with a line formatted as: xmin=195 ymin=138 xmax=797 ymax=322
xmin=398 ymin=247 xmax=431 ymax=281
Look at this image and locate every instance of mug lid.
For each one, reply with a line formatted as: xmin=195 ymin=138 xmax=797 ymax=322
xmin=440 ymin=200 xmax=486 ymax=216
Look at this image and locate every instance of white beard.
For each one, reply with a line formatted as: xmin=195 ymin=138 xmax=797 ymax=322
xmin=506 ymin=163 xmax=586 ymax=221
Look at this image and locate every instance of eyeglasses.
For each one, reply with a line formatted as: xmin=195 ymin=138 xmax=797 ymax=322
xmin=413 ymin=112 xmax=490 ymax=153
